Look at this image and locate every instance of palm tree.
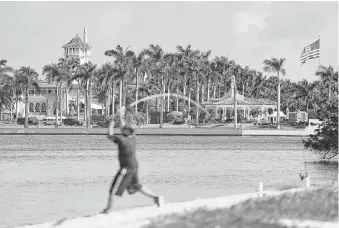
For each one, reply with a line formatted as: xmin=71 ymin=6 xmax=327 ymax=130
xmin=138 ymin=81 xmax=157 ymax=124
xmin=0 ymin=59 xmax=14 ymax=120
xmin=15 ymin=67 xmax=40 ymax=128
xmin=105 ymin=45 xmax=135 ymax=109
xmin=315 ymin=65 xmax=338 ymax=103
xmin=239 ymin=66 xmax=256 ymax=96
xmin=213 ymin=56 xmax=235 ymax=97
xmin=162 ymin=53 xmax=179 ymax=112
xmin=97 ymin=63 xmax=112 ymax=116
xmin=194 ymin=50 xmax=211 ymax=126
xmin=42 ymin=63 xmax=64 ymax=127
xmin=263 ymin=57 xmax=286 ymax=129
xmin=129 ymin=51 xmax=146 ymax=113
xmin=58 ymin=57 xmax=80 ymax=117
xmin=251 ymin=72 xmax=268 ymax=99
xmin=72 ymin=62 xmax=97 ymax=128
xmin=97 ymin=62 xmax=122 ymax=117
xmin=0 ymin=78 xmax=12 ymax=121
xmin=143 ymin=44 xmax=166 ymax=128
xmin=176 ymin=45 xmax=200 ymax=107
xmin=294 ymin=79 xmax=319 ymax=112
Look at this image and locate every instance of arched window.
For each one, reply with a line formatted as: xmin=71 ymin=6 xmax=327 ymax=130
xmin=41 ymin=103 xmax=46 ymax=112
xmin=35 ymin=90 xmax=41 ymax=96
xmin=29 ymin=90 xmax=34 ymax=97
xmin=41 ymin=90 xmax=46 ymax=96
xmin=48 ymin=90 xmax=52 ymax=94
xmin=35 ymin=103 xmax=40 ymax=112
xmin=29 ymin=103 xmax=34 ymax=112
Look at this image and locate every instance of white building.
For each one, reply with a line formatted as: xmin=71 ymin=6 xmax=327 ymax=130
xmin=4 ymin=27 xmax=103 ymax=120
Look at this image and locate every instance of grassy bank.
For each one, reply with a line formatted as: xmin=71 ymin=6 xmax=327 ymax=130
xmin=146 ymin=182 xmax=338 ymax=228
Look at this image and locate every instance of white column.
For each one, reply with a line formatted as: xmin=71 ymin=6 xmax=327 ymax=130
xmin=243 ymin=107 xmax=246 ymax=120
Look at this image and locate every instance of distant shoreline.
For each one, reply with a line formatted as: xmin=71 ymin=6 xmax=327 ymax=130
xmin=0 ymin=127 xmax=311 ymax=136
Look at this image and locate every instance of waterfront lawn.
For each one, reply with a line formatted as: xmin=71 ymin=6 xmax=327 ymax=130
xmin=146 ymin=182 xmax=338 ymax=228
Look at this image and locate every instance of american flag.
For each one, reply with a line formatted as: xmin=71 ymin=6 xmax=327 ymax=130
xmin=300 ymin=39 xmax=320 ymax=65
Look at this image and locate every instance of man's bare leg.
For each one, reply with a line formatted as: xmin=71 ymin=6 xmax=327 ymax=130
xmin=138 ymin=186 xmax=163 ymax=207
xmin=101 ymin=194 xmax=114 ymax=214
xmin=101 ymin=180 xmax=116 ymax=214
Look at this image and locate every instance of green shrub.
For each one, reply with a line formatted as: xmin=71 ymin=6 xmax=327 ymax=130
xmin=106 ymin=111 xmax=147 ymax=128
xmin=167 ymin=111 xmax=184 ymax=122
xmin=126 ymin=111 xmax=147 ymax=126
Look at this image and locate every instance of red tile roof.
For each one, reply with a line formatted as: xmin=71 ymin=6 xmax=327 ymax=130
xmin=61 ymin=35 xmax=90 ymax=49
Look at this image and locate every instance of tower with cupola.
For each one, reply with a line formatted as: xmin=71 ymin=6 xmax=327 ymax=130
xmin=61 ymin=27 xmax=91 ymax=64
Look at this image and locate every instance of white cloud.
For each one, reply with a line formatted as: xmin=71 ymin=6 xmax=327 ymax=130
xmin=233 ymin=12 xmax=268 ymax=34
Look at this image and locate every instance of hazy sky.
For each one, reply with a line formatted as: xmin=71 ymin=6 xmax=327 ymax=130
xmin=0 ymin=1 xmax=337 ymax=82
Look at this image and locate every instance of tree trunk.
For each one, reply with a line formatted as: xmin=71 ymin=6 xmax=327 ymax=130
xmin=55 ymin=86 xmax=59 ymax=128
xmin=218 ymin=85 xmax=220 ymax=98
xmin=112 ymin=81 xmax=115 ymax=117
xmin=156 ymin=97 xmax=158 ymax=112
xmin=183 ymin=77 xmax=186 ymax=111
xmin=159 ymin=74 xmax=164 ymax=128
xmin=87 ymin=80 xmax=92 ymax=128
xmin=122 ymin=78 xmax=126 ymax=107
xmin=277 ymin=72 xmax=281 ymax=129
xmin=183 ymin=77 xmax=186 ymax=96
xmin=84 ymin=82 xmax=88 ymax=128
xmin=195 ymin=77 xmax=199 ymax=127
xmin=119 ymin=79 xmax=123 ymax=109
xmin=65 ymin=89 xmax=68 ymax=115
xmin=167 ymin=82 xmax=170 ymax=112
xmin=306 ymin=102 xmax=309 ymax=112
xmin=135 ymin=69 xmax=138 ymax=113
xmin=84 ymin=91 xmax=86 ymax=122
xmin=77 ymin=87 xmax=80 ymax=121
xmin=234 ymin=85 xmax=237 ymax=129
xmin=0 ymin=106 xmax=2 ymax=121
xmin=176 ymin=85 xmax=179 ymax=112
xmin=15 ymin=99 xmax=18 ymax=119
xmin=224 ymin=73 xmax=227 ymax=97
xmin=9 ymin=103 xmax=13 ymax=121
xmin=242 ymin=83 xmax=245 ymax=96
xmin=201 ymin=83 xmax=204 ymax=103
xmin=60 ymin=87 xmax=63 ymax=118
xmin=146 ymin=100 xmax=149 ymax=125
xmin=188 ymin=89 xmax=191 ymax=115
xmin=213 ymin=86 xmax=216 ymax=99
xmin=328 ymin=86 xmax=331 ymax=103
xmin=207 ymin=77 xmax=210 ymax=101
xmin=106 ymin=88 xmax=110 ymax=116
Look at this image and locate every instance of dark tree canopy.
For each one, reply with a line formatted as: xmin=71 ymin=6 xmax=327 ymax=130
xmin=303 ymin=101 xmax=338 ymax=159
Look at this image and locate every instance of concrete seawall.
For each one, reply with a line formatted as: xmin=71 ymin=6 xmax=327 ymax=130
xmin=0 ymin=127 xmax=311 ymax=136
xmin=18 ymin=188 xmax=330 ymax=228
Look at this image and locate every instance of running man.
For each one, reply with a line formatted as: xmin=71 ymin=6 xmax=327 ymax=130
xmin=102 ymin=106 xmax=163 ymax=214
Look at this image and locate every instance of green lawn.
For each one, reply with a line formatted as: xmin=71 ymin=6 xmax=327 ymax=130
xmin=146 ymin=182 xmax=338 ymax=228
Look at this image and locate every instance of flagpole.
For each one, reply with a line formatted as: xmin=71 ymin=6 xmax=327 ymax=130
xmin=318 ymin=33 xmax=321 ymax=66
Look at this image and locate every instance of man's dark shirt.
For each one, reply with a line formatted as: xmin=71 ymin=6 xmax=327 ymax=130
xmin=111 ymin=134 xmax=138 ymax=169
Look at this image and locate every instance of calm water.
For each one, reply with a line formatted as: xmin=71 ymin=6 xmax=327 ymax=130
xmin=0 ymin=135 xmax=337 ymax=228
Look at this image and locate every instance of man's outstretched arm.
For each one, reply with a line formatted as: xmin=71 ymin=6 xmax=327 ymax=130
xmin=119 ymin=106 xmax=126 ymax=129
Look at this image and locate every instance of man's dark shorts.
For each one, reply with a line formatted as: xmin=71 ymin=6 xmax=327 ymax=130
xmin=110 ymin=168 xmax=142 ymax=197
